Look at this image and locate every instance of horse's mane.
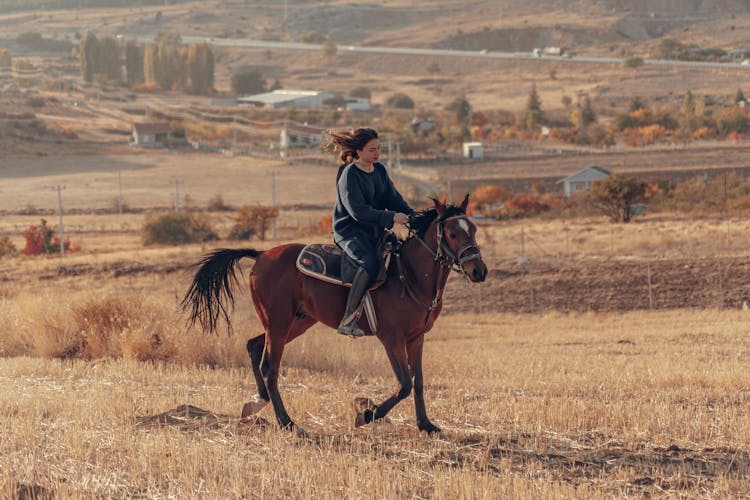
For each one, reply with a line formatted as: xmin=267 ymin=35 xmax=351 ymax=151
xmin=407 ymin=204 xmax=466 ymax=240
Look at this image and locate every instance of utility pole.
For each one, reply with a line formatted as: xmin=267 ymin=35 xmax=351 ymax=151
xmin=170 ymin=179 xmax=183 ymax=213
xmin=281 ymin=121 xmax=289 ymax=163
xmin=55 ymin=185 xmax=65 ymax=257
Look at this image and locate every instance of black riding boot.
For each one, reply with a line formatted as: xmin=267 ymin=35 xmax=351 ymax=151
xmin=337 ymin=268 xmax=370 ymax=337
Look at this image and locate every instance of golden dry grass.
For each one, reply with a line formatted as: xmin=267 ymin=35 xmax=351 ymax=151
xmin=2 ymin=209 xmax=750 ymax=497
xmin=1 ymin=309 xmax=749 ymax=497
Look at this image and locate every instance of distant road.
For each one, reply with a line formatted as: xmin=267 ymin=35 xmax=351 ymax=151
xmin=138 ymin=35 xmax=750 ymax=71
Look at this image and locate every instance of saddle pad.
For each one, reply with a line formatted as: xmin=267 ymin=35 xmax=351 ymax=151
xmin=296 ymin=244 xmax=344 ymax=285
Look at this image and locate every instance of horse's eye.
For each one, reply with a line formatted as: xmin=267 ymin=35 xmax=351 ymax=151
xmin=449 ymin=232 xmax=456 ymax=239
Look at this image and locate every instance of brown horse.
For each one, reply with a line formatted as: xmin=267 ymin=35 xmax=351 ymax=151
xmin=182 ymin=196 xmax=487 ymax=435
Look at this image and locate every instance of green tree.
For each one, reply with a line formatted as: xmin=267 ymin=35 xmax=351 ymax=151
xmin=79 ymin=31 xmax=98 ymax=82
xmin=586 ymin=174 xmax=648 ymax=223
xmin=349 ymin=86 xmax=371 ymax=99
xmin=187 ymin=42 xmax=214 ymax=94
xmin=231 ymin=69 xmax=265 ymax=95
xmin=143 ymin=43 xmax=158 ymax=86
xmin=445 ymin=97 xmax=471 ymax=124
xmin=581 ymin=95 xmax=597 ymax=125
xmin=385 ymin=92 xmax=415 ymax=109
xmin=629 ymin=96 xmax=646 ymax=112
xmin=524 ymin=83 xmax=545 ymax=130
xmin=735 ymin=88 xmax=746 ymax=105
xmin=124 ymin=40 xmax=144 ymax=87
xmin=98 ymin=36 xmax=121 ymax=82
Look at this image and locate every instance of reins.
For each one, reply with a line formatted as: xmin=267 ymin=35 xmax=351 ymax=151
xmin=394 ymin=214 xmax=483 ymax=327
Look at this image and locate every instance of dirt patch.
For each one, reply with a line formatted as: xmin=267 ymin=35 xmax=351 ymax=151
xmin=135 ymin=404 xmax=271 ymax=433
xmin=444 ymin=256 xmax=750 ymax=314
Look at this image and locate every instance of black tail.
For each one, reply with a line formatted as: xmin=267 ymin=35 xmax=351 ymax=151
xmin=181 ymin=248 xmax=261 ymax=334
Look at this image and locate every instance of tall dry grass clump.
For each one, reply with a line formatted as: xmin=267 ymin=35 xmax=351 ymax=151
xmin=0 ymin=291 xmax=247 ymax=366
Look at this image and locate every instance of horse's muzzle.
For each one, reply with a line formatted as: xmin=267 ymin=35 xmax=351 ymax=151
xmin=469 ymin=261 xmax=488 ymax=283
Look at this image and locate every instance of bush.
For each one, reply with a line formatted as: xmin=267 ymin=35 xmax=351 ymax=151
xmin=228 ymin=205 xmax=279 ymax=241
xmin=316 ymin=213 xmax=332 ymax=235
xmin=207 ymin=194 xmax=230 ymax=211
xmin=229 ymin=205 xmax=279 ymax=240
xmin=230 ymin=69 xmax=265 ymax=95
xmin=385 ymin=92 xmax=415 ymax=109
xmin=623 ymin=57 xmax=644 ymax=68
xmin=21 ymin=219 xmax=72 ymax=255
xmin=349 ymin=86 xmax=371 ymax=99
xmin=0 ymin=236 xmax=17 ymax=259
xmin=141 ymin=212 xmax=218 ymax=245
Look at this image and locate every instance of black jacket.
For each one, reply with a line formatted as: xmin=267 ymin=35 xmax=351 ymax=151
xmin=333 ymin=162 xmax=414 ymax=244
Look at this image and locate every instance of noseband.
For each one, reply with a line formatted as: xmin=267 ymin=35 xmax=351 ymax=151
xmin=414 ymin=215 xmax=483 ymax=276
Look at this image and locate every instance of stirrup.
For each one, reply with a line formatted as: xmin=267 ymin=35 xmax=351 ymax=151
xmin=337 ymin=319 xmax=366 ymax=337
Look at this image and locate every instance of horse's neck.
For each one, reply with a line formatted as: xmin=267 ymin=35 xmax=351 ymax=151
xmin=401 ymin=225 xmax=449 ymax=296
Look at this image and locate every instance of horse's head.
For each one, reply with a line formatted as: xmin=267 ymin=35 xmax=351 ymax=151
xmin=429 ymin=195 xmax=488 ymax=283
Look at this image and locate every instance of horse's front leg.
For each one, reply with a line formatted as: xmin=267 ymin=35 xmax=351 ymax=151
xmin=407 ymin=335 xmax=441 ymax=435
xmin=355 ymin=335 xmax=412 ymax=427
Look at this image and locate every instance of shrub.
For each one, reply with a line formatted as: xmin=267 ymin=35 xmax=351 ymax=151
xmin=141 ymin=212 xmax=218 ymax=245
xmin=230 ymin=69 xmax=265 ymax=95
xmin=21 ymin=219 xmax=72 ymax=255
xmin=623 ymin=57 xmax=644 ymax=68
xmin=316 ymin=213 xmax=332 ymax=235
xmin=0 ymin=236 xmax=17 ymax=259
xmin=385 ymin=92 xmax=415 ymax=109
xmin=349 ymin=86 xmax=371 ymax=99
xmin=207 ymin=193 xmax=230 ymax=211
xmin=228 ymin=204 xmax=278 ymax=241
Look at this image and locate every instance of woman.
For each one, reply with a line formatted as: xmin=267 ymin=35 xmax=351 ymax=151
xmin=325 ymin=128 xmax=414 ymax=337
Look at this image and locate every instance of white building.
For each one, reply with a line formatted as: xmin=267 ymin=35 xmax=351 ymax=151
xmin=280 ymin=124 xmax=326 ymax=148
xmin=462 ymin=142 xmax=484 ymax=160
xmin=131 ymin=122 xmax=171 ymax=147
xmin=557 ymin=166 xmax=611 ymax=197
xmin=237 ymin=90 xmax=335 ymax=109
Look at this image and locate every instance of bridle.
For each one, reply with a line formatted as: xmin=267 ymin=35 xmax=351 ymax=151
xmin=394 ymin=214 xmax=483 ymax=326
xmin=414 ymin=215 xmax=483 ymax=275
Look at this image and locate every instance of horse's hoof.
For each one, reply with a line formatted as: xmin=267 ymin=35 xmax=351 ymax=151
xmin=293 ymin=424 xmax=308 ymax=438
xmin=418 ymin=421 xmax=442 ymax=435
xmin=241 ymin=395 xmax=269 ymax=418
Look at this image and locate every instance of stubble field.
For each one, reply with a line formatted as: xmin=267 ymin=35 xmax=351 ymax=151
xmin=3 ymin=152 xmax=750 ymax=497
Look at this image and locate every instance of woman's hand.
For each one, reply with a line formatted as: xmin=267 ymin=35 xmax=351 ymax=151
xmin=393 ymin=212 xmax=410 ymax=225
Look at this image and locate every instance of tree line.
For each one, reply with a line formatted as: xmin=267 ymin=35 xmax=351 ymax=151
xmin=79 ymin=32 xmax=214 ymax=94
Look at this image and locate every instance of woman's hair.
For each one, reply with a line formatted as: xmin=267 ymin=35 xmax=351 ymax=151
xmin=324 ymin=128 xmax=379 ymax=169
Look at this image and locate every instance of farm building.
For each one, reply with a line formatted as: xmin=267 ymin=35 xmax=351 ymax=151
xmin=280 ymin=123 xmax=326 ymax=148
xmin=237 ymin=90 xmax=335 ymax=109
xmin=237 ymin=90 xmax=370 ymax=110
xmin=557 ymin=166 xmax=611 ymax=197
xmin=462 ymin=142 xmax=484 ymax=159
xmin=131 ymin=122 xmax=172 ymax=148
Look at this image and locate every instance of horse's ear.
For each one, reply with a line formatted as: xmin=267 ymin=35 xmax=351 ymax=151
xmin=432 ymin=197 xmax=446 ymax=217
xmin=459 ymin=193 xmax=469 ymax=212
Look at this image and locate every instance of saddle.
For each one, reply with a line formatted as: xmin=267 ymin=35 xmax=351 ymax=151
xmin=295 ymin=236 xmax=396 ymax=334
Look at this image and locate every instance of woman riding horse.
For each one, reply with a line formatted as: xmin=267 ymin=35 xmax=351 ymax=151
xmin=326 ymin=128 xmax=414 ymax=337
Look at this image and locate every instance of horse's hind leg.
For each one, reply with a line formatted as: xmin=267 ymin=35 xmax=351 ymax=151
xmin=261 ymin=316 xmax=317 ymax=433
xmin=241 ymin=334 xmax=270 ymax=418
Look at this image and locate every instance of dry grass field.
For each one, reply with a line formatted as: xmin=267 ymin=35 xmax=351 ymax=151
xmin=5 ymin=1 xmax=750 ymax=497
xmin=1 ymin=303 xmax=749 ymax=497
xmin=2 ymin=210 xmax=750 ymax=496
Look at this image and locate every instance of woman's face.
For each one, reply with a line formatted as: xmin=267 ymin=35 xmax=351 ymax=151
xmin=356 ymin=138 xmax=380 ymax=165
